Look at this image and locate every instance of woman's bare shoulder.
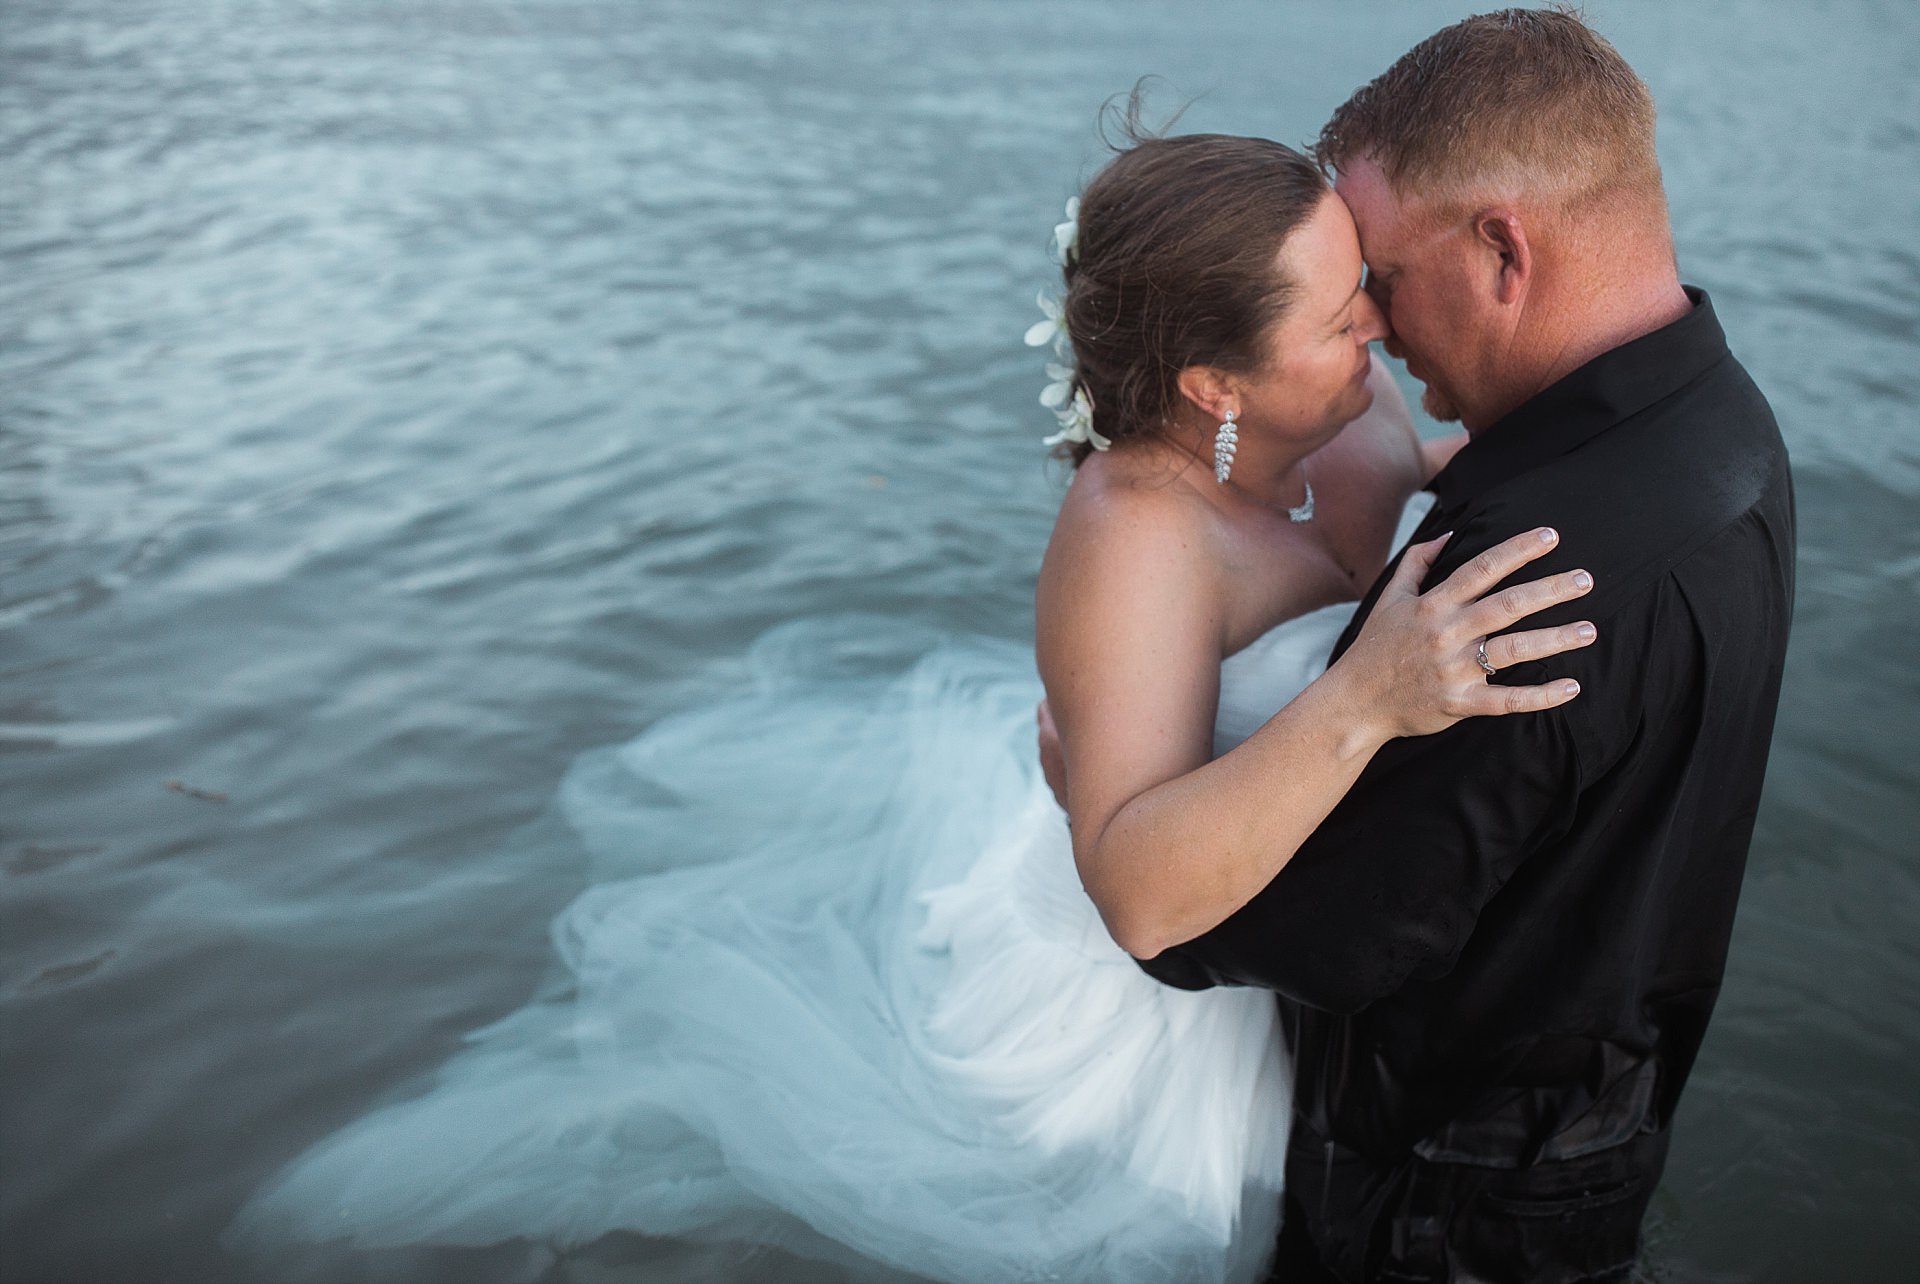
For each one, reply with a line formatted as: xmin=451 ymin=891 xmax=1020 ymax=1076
xmin=1036 ymin=449 xmax=1230 ymax=648
xmin=1046 ymin=447 xmax=1222 ymax=562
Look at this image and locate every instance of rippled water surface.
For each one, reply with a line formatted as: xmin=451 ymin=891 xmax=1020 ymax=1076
xmin=4 ymin=1 xmax=1917 ymax=1281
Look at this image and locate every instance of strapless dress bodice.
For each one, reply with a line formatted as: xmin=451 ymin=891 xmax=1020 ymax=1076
xmin=1213 ymin=491 xmax=1434 ymax=757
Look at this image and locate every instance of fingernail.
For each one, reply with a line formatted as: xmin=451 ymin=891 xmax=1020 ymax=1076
xmin=1562 ymin=681 xmax=1581 ymax=698
xmin=1576 ymin=622 xmax=1596 ymax=642
xmin=1572 ymin=571 xmax=1593 ymax=591
xmin=1539 ymin=527 xmax=1558 ymax=544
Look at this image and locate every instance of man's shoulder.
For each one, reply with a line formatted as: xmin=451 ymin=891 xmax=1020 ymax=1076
xmin=1435 ymin=361 xmax=1794 ymax=773
xmin=1469 ymin=360 xmax=1788 ymax=608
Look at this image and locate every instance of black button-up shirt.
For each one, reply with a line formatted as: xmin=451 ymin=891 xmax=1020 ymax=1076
xmin=1143 ymin=290 xmax=1795 ymax=1188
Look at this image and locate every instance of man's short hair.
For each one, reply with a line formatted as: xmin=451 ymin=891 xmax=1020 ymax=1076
xmin=1316 ymin=6 xmax=1663 ymax=215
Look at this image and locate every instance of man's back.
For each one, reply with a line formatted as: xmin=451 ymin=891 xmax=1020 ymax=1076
xmin=1143 ymin=291 xmax=1795 ymax=1281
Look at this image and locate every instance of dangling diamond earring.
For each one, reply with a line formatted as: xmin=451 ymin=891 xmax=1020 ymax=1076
xmin=1213 ymin=409 xmax=1238 ymax=484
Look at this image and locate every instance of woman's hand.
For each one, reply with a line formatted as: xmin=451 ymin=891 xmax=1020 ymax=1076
xmin=1335 ymin=526 xmax=1596 ymax=741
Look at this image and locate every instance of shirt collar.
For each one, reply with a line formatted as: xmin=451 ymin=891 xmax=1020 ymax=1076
xmin=1428 ymin=286 xmax=1729 ymax=508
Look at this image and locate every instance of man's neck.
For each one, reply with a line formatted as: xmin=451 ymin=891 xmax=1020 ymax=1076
xmin=1468 ymin=273 xmax=1692 ymax=434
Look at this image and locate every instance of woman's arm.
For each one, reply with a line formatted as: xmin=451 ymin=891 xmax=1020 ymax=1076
xmin=1356 ymin=352 xmax=1469 ymax=484
xmin=1039 ymin=496 xmax=1594 ymax=961
xmin=1034 ymin=490 xmax=1230 ymax=959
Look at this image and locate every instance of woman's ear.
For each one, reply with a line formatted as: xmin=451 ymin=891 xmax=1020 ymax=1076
xmin=1176 ymin=366 xmax=1237 ymax=424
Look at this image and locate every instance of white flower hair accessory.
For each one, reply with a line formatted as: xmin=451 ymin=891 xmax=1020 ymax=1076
xmin=1052 ymin=195 xmax=1080 ymax=266
xmin=1024 ymin=290 xmax=1067 ymax=352
xmin=1044 ymin=386 xmax=1105 ymax=451
xmin=1025 ymin=197 xmax=1109 ymax=451
xmin=1024 ymin=294 xmax=1109 ymax=451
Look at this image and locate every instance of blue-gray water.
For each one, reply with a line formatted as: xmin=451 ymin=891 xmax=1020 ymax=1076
xmin=2 ymin=1 xmax=1916 ymax=1281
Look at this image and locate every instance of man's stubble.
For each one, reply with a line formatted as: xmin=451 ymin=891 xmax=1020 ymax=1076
xmin=1419 ymin=380 xmax=1462 ymax=425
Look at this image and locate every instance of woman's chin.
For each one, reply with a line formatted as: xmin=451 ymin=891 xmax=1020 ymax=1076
xmin=1342 ymin=383 xmax=1376 ymax=426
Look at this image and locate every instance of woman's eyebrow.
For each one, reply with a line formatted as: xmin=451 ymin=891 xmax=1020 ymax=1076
xmin=1326 ymin=277 xmax=1363 ymax=323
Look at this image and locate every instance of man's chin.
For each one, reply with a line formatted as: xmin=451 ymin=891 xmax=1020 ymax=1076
xmin=1420 ymin=385 xmax=1463 ymax=424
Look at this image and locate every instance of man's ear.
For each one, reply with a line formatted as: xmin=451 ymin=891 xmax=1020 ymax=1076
xmin=1472 ymin=207 xmax=1531 ymax=305
xmin=1175 ymin=366 xmax=1236 ymax=424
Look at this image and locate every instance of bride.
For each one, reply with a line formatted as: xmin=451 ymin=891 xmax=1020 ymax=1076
xmin=228 ymin=129 xmax=1594 ymax=1284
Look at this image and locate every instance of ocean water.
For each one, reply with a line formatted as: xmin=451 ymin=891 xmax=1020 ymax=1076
xmin=2 ymin=1 xmax=1916 ymax=1281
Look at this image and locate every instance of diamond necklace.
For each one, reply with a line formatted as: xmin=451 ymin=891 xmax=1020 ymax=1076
xmin=1286 ymin=465 xmax=1315 ymax=524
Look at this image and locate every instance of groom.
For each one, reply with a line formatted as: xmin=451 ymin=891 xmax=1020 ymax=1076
xmin=1137 ymin=11 xmax=1795 ymax=1282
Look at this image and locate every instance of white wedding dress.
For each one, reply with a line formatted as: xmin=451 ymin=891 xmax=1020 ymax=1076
xmin=230 ymin=495 xmax=1432 ymax=1284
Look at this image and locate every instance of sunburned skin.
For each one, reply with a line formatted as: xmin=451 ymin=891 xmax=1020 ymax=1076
xmin=1058 ymin=355 xmax=1425 ymax=658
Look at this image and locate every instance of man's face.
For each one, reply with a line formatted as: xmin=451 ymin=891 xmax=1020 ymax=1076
xmin=1334 ymin=159 xmax=1490 ymax=428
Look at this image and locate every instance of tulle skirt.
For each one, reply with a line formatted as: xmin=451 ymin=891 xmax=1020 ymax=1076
xmin=230 ymin=618 xmax=1291 ymax=1283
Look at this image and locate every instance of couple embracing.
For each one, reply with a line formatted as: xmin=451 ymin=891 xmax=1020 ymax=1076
xmin=1034 ymin=6 xmax=1793 ymax=1280
xmin=233 ymin=9 xmax=1793 ymax=1284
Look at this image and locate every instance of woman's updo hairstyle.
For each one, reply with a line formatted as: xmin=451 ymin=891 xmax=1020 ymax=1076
xmin=1056 ymin=99 xmax=1330 ymax=465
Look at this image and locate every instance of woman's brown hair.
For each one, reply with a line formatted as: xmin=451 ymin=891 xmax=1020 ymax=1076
xmin=1054 ymin=103 xmax=1329 ymax=465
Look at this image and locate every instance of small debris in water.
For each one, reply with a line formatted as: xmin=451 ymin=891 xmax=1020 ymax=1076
xmin=5 ymin=844 xmax=103 ymax=875
xmin=165 ymin=780 xmax=229 ymax=803
xmin=24 ymin=948 xmax=118 ymax=992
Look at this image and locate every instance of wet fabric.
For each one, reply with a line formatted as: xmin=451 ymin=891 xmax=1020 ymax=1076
xmin=1146 ymin=290 xmax=1796 ymax=1282
xmin=230 ymin=514 xmax=1470 ymax=1284
xmin=1269 ymin=1126 xmax=1668 ymax=1284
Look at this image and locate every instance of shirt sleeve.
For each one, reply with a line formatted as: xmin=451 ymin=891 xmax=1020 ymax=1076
xmin=1139 ymin=694 xmax=1581 ymax=1013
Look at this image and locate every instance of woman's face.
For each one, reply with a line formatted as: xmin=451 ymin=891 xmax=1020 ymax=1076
xmin=1234 ymin=191 xmax=1388 ymax=445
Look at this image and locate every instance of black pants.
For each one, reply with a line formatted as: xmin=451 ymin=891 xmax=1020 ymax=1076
xmin=1268 ymin=1127 xmax=1668 ymax=1283
xmin=1270 ymin=1190 xmax=1345 ymax=1283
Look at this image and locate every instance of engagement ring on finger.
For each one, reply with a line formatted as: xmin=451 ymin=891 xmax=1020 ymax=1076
xmin=1475 ymin=639 xmax=1498 ymax=679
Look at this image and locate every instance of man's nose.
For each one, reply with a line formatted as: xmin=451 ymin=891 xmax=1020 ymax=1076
xmin=1362 ymin=270 xmax=1390 ymax=312
xmin=1354 ymin=286 xmax=1393 ymax=346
